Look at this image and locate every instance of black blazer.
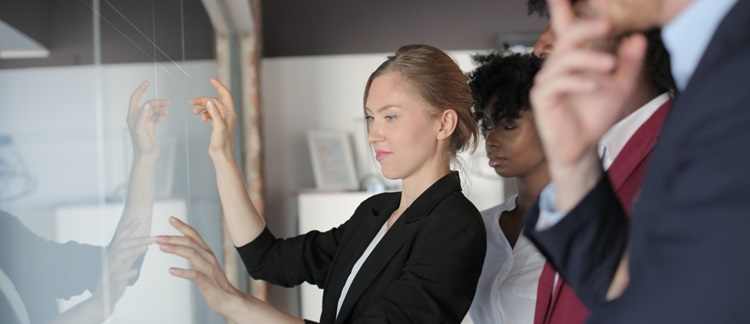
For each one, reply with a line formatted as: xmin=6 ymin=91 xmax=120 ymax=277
xmin=238 ymin=172 xmax=486 ymax=323
xmin=524 ymin=1 xmax=750 ymax=323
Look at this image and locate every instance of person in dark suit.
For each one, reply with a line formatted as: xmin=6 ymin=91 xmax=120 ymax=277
xmin=156 ymin=44 xmax=487 ymax=323
xmin=524 ymin=1 xmax=675 ymax=323
xmin=524 ymin=0 xmax=750 ymax=322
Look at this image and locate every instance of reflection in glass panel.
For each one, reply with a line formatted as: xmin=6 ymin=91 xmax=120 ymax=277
xmin=0 ymin=0 xmax=224 ymax=323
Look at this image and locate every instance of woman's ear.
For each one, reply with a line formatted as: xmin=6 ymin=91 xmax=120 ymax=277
xmin=436 ymin=109 xmax=458 ymax=141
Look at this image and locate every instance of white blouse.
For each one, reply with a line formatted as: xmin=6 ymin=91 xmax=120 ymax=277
xmin=336 ymin=222 xmax=389 ymax=318
xmin=468 ymin=195 xmax=546 ymax=324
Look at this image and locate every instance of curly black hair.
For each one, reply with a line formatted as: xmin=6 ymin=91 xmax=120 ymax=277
xmin=528 ymin=0 xmax=586 ymax=17
xmin=527 ymin=0 xmax=552 ymax=17
xmin=526 ymin=0 xmax=675 ymax=93
xmin=467 ymin=50 xmax=543 ymax=136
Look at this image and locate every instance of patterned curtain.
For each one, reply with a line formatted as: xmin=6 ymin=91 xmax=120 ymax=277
xmin=211 ymin=0 xmax=267 ymax=306
xmin=238 ymin=0 xmax=267 ymax=301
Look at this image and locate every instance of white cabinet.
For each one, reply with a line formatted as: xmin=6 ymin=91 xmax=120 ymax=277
xmin=297 ymin=191 xmax=374 ymax=321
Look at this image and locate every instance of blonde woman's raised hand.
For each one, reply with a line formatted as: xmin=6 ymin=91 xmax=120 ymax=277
xmin=189 ymin=78 xmax=238 ymax=159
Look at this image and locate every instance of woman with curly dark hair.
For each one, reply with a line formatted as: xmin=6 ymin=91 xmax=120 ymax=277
xmin=465 ymin=50 xmax=547 ymax=324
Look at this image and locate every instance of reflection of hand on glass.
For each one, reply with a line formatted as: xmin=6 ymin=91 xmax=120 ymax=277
xmin=0 ymin=82 xmax=169 ymax=324
xmin=107 ymin=80 xmax=170 ymax=281
xmin=51 ymin=81 xmax=170 ymax=323
xmin=116 ymin=81 xmax=170 ymax=242
xmin=48 ymin=220 xmax=152 ymax=324
xmin=97 ymin=220 xmax=153 ymax=314
xmin=127 ymin=81 xmax=171 ymax=161
xmin=103 ymin=80 xmax=170 ymax=304
xmin=156 ymin=217 xmax=301 ymax=323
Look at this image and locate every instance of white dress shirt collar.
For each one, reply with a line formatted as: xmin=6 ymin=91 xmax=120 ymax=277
xmin=598 ymin=93 xmax=670 ymax=170
xmin=662 ymin=0 xmax=738 ymax=91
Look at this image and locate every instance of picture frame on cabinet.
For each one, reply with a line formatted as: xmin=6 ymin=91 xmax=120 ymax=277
xmin=306 ymin=131 xmax=359 ymax=191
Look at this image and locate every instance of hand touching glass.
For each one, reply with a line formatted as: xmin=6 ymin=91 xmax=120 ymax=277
xmin=157 ymin=217 xmax=302 ymax=323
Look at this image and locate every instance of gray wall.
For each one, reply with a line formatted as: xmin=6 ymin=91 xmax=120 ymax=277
xmin=262 ymin=0 xmax=547 ymax=57
xmin=1 ymin=0 xmax=547 ymax=69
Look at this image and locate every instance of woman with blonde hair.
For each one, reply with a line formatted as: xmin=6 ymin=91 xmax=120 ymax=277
xmin=157 ymin=44 xmax=486 ymax=323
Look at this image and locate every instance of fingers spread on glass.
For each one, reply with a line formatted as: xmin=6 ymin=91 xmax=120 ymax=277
xmin=156 ymin=216 xmax=239 ymax=313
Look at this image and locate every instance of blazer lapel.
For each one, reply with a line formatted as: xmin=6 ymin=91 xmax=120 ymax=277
xmin=334 ymin=219 xmax=408 ymax=323
xmin=321 ymin=196 xmax=397 ymax=323
xmin=607 ymin=100 xmax=671 ymax=192
xmin=333 ymin=171 xmax=463 ymax=323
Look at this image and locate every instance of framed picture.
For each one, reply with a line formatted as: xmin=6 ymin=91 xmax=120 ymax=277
xmin=307 ymin=131 xmax=359 ymax=190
